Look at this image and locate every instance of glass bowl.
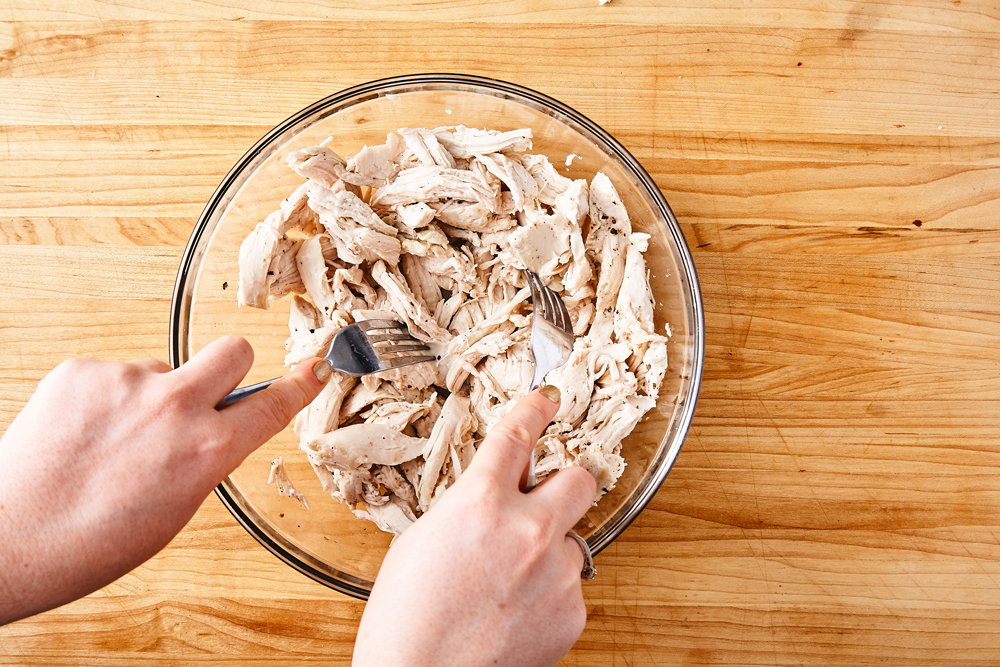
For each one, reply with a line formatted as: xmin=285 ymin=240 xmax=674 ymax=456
xmin=169 ymin=74 xmax=704 ymax=599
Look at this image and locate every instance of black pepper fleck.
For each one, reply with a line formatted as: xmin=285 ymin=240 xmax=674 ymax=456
xmin=222 ymin=281 xmax=228 ymax=290
xmin=913 ymin=220 xmax=923 ymax=227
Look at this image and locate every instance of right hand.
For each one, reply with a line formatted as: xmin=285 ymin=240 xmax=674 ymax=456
xmin=353 ymin=386 xmax=597 ymax=667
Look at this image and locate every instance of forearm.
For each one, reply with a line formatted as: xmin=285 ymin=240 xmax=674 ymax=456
xmin=0 ymin=478 xmax=137 ymax=626
xmin=0 ymin=503 xmax=78 ymax=625
xmin=0 ymin=527 xmax=27 ymax=626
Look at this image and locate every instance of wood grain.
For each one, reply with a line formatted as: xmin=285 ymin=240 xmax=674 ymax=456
xmin=1 ymin=1 xmax=999 ymax=665
xmin=2 ymin=0 xmax=999 ymax=32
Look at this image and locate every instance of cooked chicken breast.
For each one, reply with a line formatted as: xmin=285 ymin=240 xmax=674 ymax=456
xmin=371 ymin=164 xmax=499 ymax=210
xmin=303 ymin=423 xmax=426 ymax=470
xmin=370 ymin=261 xmax=454 ymax=345
xmin=308 ymin=182 xmax=402 ymax=266
xmin=474 ymin=153 xmax=538 ymax=211
xmin=268 ymin=457 xmax=310 ymax=510
xmin=399 ymin=127 xmax=458 ymax=169
xmin=238 ymin=126 xmax=670 ymax=536
xmin=417 ymin=394 xmax=477 ymax=512
xmin=432 ymin=125 xmax=533 ymax=159
xmin=515 ymin=153 xmax=574 ymax=205
xmin=237 ymin=182 xmax=313 ymax=309
xmin=346 ymin=132 xmax=404 ymax=186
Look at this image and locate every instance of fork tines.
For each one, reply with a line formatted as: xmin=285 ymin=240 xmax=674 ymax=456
xmin=526 ymin=271 xmax=572 ymax=332
xmin=355 ymin=319 xmax=435 ymax=369
xmin=355 ymin=319 xmax=408 ymax=333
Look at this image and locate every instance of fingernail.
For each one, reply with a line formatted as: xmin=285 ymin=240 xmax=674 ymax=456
xmin=538 ymin=384 xmax=561 ymax=404
xmin=312 ymin=359 xmax=333 ymax=383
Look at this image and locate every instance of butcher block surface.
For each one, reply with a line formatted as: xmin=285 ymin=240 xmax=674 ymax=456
xmin=1 ymin=1 xmax=1000 ymax=665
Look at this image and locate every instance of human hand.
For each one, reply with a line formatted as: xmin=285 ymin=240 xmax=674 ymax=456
xmin=0 ymin=336 xmax=330 ymax=625
xmin=353 ymin=386 xmax=598 ymax=667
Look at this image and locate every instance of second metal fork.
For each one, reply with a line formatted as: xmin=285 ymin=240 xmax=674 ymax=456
xmin=526 ymin=271 xmax=575 ymax=391
xmin=525 ymin=270 xmax=575 ymax=488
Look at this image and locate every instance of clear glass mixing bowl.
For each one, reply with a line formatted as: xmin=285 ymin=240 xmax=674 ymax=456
xmin=169 ymin=74 xmax=704 ymax=599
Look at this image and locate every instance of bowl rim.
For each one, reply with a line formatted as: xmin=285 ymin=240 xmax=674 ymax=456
xmin=169 ymin=72 xmax=705 ymax=599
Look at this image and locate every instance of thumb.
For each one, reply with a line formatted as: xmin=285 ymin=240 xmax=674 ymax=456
xmin=467 ymin=386 xmax=562 ymax=488
xmin=219 ymin=358 xmax=331 ymax=462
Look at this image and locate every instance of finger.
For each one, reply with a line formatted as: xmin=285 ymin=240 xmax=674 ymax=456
xmin=468 ymin=387 xmax=560 ymax=487
xmin=528 ymin=465 xmax=597 ymax=534
xmin=218 ymin=358 xmax=331 ymax=460
xmin=171 ymin=336 xmax=254 ymax=405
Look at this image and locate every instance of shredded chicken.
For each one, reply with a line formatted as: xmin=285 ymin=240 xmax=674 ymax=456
xmin=268 ymin=457 xmax=310 ymax=510
xmin=237 ymin=125 xmax=670 ymax=535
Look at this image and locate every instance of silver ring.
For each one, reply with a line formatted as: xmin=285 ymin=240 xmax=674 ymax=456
xmin=566 ymin=532 xmax=596 ymax=580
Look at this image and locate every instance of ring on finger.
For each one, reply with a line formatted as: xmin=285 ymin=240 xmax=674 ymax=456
xmin=566 ymin=532 xmax=596 ymax=580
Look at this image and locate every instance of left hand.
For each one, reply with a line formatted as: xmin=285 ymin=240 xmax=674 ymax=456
xmin=0 ymin=336 xmax=330 ymax=625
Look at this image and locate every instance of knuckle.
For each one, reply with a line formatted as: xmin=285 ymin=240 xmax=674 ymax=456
xmin=144 ymin=358 xmax=173 ymax=373
xmin=489 ymin=421 xmax=534 ymax=449
xmin=49 ymin=358 xmax=92 ymax=380
xmin=222 ymin=335 xmax=254 ymax=363
xmin=564 ymin=465 xmax=598 ymax=501
xmin=200 ymin=336 xmax=253 ymax=374
xmin=117 ymin=360 xmax=145 ymax=379
xmin=522 ymin=397 xmax=555 ymax=427
xmin=520 ymin=514 xmax=556 ymax=557
xmin=285 ymin=376 xmax=314 ymax=411
xmin=262 ymin=385 xmax=299 ymax=427
xmin=38 ymin=360 xmax=84 ymax=394
xmin=455 ymin=471 xmax=499 ymax=506
xmin=159 ymin=381 xmax=198 ymax=414
xmin=54 ymin=357 xmax=85 ymax=373
xmin=47 ymin=359 xmax=150 ymax=394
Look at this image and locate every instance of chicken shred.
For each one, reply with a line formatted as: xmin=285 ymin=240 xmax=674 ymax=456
xmin=268 ymin=457 xmax=310 ymax=510
xmin=237 ymin=126 xmax=669 ymax=534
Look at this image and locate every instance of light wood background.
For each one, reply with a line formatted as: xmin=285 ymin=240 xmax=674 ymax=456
xmin=2 ymin=1 xmax=1000 ymax=665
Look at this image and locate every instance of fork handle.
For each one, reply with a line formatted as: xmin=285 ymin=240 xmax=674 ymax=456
xmin=217 ymin=377 xmax=277 ymax=409
xmin=523 ymin=378 xmax=543 ymax=489
xmin=524 ymin=377 xmax=542 ymax=490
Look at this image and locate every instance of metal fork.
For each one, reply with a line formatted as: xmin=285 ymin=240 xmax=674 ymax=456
xmin=217 ymin=319 xmax=435 ymax=408
xmin=525 ymin=270 xmax=575 ymax=487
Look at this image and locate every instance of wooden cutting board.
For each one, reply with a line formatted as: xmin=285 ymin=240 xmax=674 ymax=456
xmin=1 ymin=2 xmax=999 ymax=665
